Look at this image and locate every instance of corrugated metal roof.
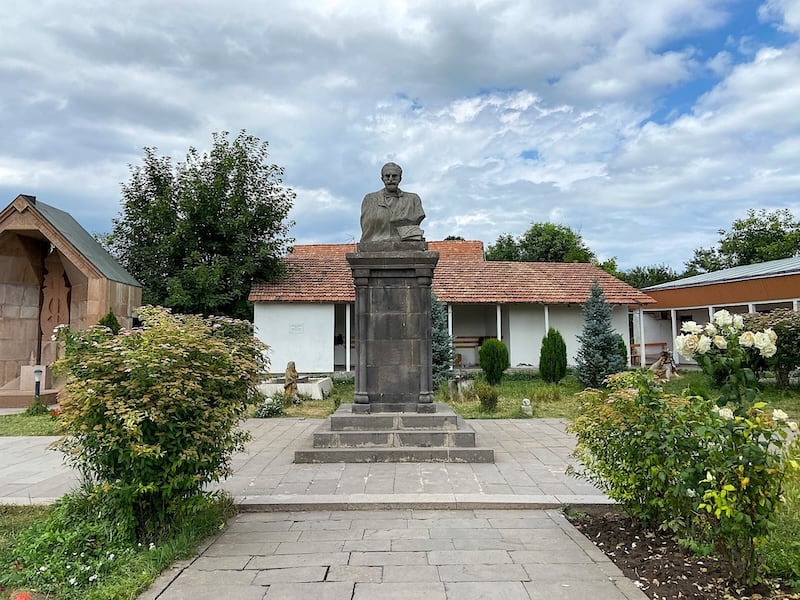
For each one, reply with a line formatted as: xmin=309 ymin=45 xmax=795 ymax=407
xmin=31 ymin=198 xmax=141 ymax=287
xmin=643 ymin=256 xmax=800 ymax=291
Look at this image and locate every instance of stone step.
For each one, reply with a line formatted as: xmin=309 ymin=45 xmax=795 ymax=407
xmin=312 ymin=429 xmax=477 ymax=449
xmin=294 ymin=446 xmax=495 ymax=463
xmin=330 ymin=403 xmax=461 ymax=431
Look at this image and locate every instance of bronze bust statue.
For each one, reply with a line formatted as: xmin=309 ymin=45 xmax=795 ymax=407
xmin=360 ymin=162 xmax=425 ymax=243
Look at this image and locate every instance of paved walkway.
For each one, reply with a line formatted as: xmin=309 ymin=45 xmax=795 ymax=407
xmin=1 ymin=418 xmax=647 ymax=599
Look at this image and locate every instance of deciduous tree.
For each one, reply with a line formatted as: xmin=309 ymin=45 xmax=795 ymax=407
xmin=486 ymin=223 xmax=595 ymax=263
xmin=107 ymin=130 xmax=294 ymax=319
xmin=685 ymin=209 xmax=800 ymax=274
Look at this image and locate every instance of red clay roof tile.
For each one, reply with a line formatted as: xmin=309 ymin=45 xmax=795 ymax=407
xmin=248 ymin=241 xmax=654 ymax=306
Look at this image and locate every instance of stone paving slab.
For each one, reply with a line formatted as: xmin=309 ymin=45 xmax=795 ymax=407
xmin=0 ymin=417 xmax=650 ymax=599
xmin=0 ymin=418 xmax=609 ymax=507
xmin=139 ymin=509 xmax=647 ymax=600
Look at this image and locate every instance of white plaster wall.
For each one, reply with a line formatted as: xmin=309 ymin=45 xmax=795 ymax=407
xmin=548 ymin=305 xmax=630 ymax=367
xmin=253 ymin=303 xmax=334 ymax=374
xmin=507 ymin=306 xmax=546 ymax=367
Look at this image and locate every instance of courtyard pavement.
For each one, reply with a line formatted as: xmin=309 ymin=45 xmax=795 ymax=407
xmin=1 ymin=418 xmax=647 ymax=599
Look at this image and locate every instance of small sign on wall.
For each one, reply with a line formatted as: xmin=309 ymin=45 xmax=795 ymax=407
xmin=289 ymin=323 xmax=304 ymax=334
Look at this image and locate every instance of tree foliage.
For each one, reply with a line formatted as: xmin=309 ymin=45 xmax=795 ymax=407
xmin=107 ymin=130 xmax=295 ymax=319
xmin=575 ymin=280 xmax=626 ymax=386
xmin=685 ymin=208 xmax=800 ymax=274
xmin=539 ymin=327 xmax=567 ymax=383
xmin=431 ymin=293 xmax=455 ymax=390
xmin=619 ymin=264 xmax=681 ymax=289
xmin=486 ymin=223 xmax=596 ymax=263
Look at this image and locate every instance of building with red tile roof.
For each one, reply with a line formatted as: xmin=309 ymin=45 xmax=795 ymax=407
xmin=249 ymin=240 xmax=654 ymax=373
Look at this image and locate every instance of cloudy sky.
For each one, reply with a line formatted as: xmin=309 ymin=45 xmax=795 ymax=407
xmin=3 ymin=0 xmax=800 ymax=271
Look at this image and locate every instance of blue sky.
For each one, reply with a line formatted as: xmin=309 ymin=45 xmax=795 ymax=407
xmin=2 ymin=0 xmax=800 ymax=271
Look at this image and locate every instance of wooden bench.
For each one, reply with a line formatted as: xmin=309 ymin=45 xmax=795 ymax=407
xmin=454 ymin=336 xmax=483 ymax=349
xmin=631 ymin=342 xmax=668 ymax=366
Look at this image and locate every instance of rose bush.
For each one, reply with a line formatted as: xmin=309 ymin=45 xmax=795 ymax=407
xmin=571 ymin=312 xmax=798 ymax=583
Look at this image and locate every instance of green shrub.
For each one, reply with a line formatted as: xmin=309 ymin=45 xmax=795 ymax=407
xmin=613 ymin=333 xmax=628 ymax=364
xmin=53 ymin=306 xmax=268 ymax=541
xmin=575 ymin=281 xmax=626 ymax=387
xmin=531 ymin=384 xmax=561 ymax=404
xmin=744 ymin=309 xmax=800 ymax=388
xmin=431 ymin=293 xmax=455 ymax=390
xmin=539 ymin=327 xmax=567 ymax=383
xmin=254 ymin=396 xmax=285 ymax=418
xmin=472 ymin=381 xmax=499 ymax=412
xmin=97 ymin=308 xmax=122 ymax=334
xmin=478 ymin=338 xmax=509 ymax=385
xmin=571 ymin=344 xmax=799 ymax=584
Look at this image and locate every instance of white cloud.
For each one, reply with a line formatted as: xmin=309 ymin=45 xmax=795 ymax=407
xmin=1 ymin=0 xmax=800 ymax=271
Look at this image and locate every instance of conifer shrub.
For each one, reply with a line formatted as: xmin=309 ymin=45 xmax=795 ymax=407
xmin=431 ymin=293 xmax=455 ymax=390
xmin=539 ymin=327 xmax=567 ymax=383
xmin=575 ymin=281 xmax=626 ymax=387
xmin=478 ymin=338 xmax=509 ymax=385
xmin=97 ymin=308 xmax=121 ymax=334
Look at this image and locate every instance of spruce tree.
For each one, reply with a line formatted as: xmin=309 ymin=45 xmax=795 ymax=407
xmin=431 ymin=293 xmax=454 ymax=390
xmin=539 ymin=327 xmax=567 ymax=383
xmin=575 ymin=280 xmax=626 ymax=387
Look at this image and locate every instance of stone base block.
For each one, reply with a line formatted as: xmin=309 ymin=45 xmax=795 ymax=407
xmin=294 ymin=404 xmax=494 ymax=463
xmin=294 ymin=447 xmax=495 ymax=463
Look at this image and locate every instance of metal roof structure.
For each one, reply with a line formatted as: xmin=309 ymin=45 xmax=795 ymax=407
xmin=14 ymin=195 xmax=140 ymax=287
xmin=643 ymin=256 xmax=800 ymax=292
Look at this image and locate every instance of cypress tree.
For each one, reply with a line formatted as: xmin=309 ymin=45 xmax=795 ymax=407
xmin=539 ymin=327 xmax=567 ymax=383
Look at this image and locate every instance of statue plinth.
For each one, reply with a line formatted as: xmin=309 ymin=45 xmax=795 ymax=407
xmin=347 ymin=241 xmax=439 ymax=413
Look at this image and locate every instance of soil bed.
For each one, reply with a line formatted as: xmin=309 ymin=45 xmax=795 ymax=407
xmin=566 ymin=506 xmax=799 ymax=600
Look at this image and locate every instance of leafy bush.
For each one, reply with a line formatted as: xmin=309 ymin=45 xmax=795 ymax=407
xmin=53 ymin=306 xmax=268 ymax=540
xmin=472 ymin=381 xmax=499 ymax=412
xmin=254 ymin=396 xmax=285 ymax=418
xmin=572 ymin=314 xmax=800 ymax=584
xmin=478 ymin=338 xmax=509 ymax=385
xmin=575 ymin=281 xmax=626 ymax=387
xmin=744 ymin=309 xmax=800 ymax=388
xmin=539 ymin=327 xmax=567 ymax=383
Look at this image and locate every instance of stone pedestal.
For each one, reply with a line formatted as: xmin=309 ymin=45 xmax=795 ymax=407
xmin=347 ymin=241 xmax=438 ymax=413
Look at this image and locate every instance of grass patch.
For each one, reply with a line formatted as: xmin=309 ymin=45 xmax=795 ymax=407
xmin=0 ymin=491 xmax=234 ymax=600
xmin=0 ymin=414 xmax=60 ymax=437
xmin=443 ymin=371 xmax=584 ymax=419
xmin=761 ymin=445 xmax=800 ymax=585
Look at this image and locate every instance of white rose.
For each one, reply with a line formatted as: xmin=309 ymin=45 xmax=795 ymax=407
xmin=732 ymin=314 xmax=744 ymax=330
xmin=789 ymin=421 xmax=799 ymax=432
xmin=696 ymin=336 xmax=712 ymax=354
xmin=705 ymin=323 xmax=718 ymax=336
xmin=739 ymin=331 xmax=755 ymax=348
xmin=676 ymin=334 xmax=700 ymax=358
xmin=765 ymin=328 xmax=777 ymax=343
xmin=718 ymin=407 xmax=734 ymax=420
xmin=681 ymin=321 xmax=703 ymax=335
xmin=761 ymin=343 xmax=777 ymax=358
xmin=712 ymin=335 xmax=727 ymax=350
xmin=772 ymin=409 xmax=789 ymax=422
xmin=753 ymin=331 xmax=771 ymax=351
xmin=713 ymin=309 xmax=733 ymax=328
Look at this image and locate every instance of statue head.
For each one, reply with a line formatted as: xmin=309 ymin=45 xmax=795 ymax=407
xmin=381 ymin=162 xmax=402 ymax=194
